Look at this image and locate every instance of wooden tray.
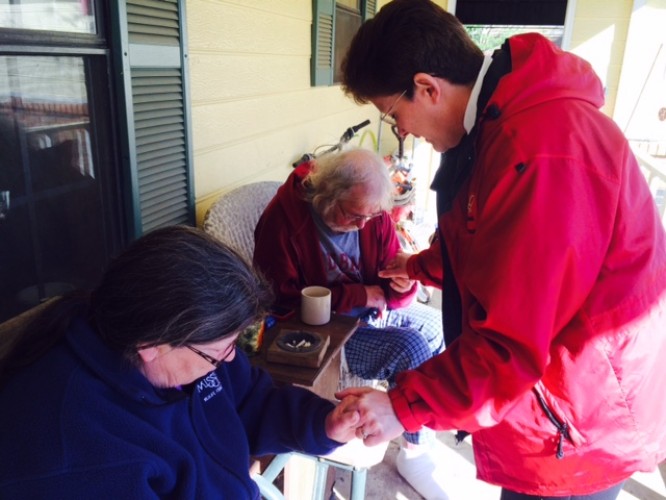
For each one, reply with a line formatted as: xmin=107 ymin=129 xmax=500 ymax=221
xmin=266 ymin=329 xmax=331 ymax=368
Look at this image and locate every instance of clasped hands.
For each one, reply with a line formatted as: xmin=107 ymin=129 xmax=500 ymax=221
xmin=324 ymin=387 xmax=405 ymax=446
xmin=324 ymin=252 xmax=414 ymax=444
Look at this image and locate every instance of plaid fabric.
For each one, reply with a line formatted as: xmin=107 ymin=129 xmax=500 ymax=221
xmin=344 ymin=302 xmax=444 ymax=445
xmin=368 ymin=302 xmax=444 ymax=355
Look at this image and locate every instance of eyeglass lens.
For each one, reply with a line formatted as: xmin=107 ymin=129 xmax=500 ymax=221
xmin=380 ymin=90 xmax=407 ymax=126
xmin=187 ymin=342 xmax=235 ymax=368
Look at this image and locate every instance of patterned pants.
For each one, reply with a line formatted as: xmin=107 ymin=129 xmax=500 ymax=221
xmin=343 ymin=301 xmax=444 ymax=445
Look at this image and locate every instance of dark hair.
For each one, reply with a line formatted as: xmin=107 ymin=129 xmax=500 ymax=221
xmin=341 ymin=0 xmax=484 ymax=103
xmin=0 ymin=225 xmax=273 ymax=382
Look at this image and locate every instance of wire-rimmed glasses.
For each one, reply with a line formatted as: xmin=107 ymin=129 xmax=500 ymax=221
xmin=379 ymin=90 xmax=407 ymax=126
xmin=337 ymin=203 xmax=382 ymax=224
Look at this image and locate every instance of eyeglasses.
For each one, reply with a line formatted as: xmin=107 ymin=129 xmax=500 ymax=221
xmin=337 ymin=203 xmax=382 ymax=224
xmin=380 ymin=90 xmax=407 ymax=127
xmin=186 ymin=342 xmax=236 ymax=368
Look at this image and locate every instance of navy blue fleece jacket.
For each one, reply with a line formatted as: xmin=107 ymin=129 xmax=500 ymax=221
xmin=0 ymin=318 xmax=340 ymax=499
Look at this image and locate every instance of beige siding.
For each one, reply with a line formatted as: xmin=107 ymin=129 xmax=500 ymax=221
xmin=567 ymin=0 xmax=632 ymax=116
xmin=614 ymin=0 xmax=666 ymax=138
xmin=188 ymin=0 xmax=378 ymax=224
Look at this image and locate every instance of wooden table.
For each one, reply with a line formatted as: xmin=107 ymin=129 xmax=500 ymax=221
xmin=251 ymin=313 xmax=359 ymax=399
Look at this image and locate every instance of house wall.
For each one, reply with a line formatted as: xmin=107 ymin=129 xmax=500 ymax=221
xmin=188 ymin=0 xmax=379 ymax=225
xmin=613 ymin=0 xmax=666 ymax=141
xmin=187 ymin=0 xmax=633 ymax=225
xmin=566 ymin=0 xmax=632 ymax=117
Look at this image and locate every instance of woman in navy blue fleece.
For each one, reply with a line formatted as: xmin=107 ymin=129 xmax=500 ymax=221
xmin=0 ymin=225 xmax=360 ymax=499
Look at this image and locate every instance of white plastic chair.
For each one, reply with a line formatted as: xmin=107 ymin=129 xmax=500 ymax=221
xmin=202 ymin=181 xmax=281 ymax=262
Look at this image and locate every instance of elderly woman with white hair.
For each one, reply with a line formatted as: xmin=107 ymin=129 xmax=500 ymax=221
xmin=254 ymin=147 xmax=448 ymax=498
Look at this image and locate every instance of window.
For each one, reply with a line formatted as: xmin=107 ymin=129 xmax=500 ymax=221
xmin=0 ymin=0 xmax=193 ymax=323
xmin=0 ymin=2 xmax=121 ymax=322
xmin=0 ymin=0 xmax=97 ymax=34
xmin=312 ymin=0 xmax=377 ymax=86
xmin=334 ymin=1 xmax=362 ymax=83
xmin=455 ymin=0 xmax=568 ymax=51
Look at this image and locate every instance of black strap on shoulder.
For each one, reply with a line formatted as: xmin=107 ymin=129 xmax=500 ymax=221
xmin=432 ymin=41 xmax=511 ymax=216
xmin=433 ymin=40 xmax=512 ymax=444
xmin=433 ymin=41 xmax=512 ymax=348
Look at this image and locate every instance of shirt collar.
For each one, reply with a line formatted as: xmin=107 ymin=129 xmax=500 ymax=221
xmin=463 ymin=54 xmax=493 ymax=134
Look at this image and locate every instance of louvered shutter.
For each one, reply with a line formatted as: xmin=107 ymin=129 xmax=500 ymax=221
xmin=117 ymin=0 xmax=194 ymax=236
xmin=362 ymin=0 xmax=376 ymax=20
xmin=311 ymin=0 xmax=335 ymax=86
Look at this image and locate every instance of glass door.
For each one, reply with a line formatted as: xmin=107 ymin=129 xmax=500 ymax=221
xmin=0 ymin=1 xmax=122 ymax=322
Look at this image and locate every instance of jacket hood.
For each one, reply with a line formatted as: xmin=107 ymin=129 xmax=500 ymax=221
xmin=491 ymin=33 xmax=605 ymax=120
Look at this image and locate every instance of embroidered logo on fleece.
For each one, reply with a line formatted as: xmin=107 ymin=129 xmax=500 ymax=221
xmin=196 ymin=371 xmax=222 ymax=402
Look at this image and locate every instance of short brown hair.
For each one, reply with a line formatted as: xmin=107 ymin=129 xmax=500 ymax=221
xmin=341 ymin=0 xmax=484 ymax=104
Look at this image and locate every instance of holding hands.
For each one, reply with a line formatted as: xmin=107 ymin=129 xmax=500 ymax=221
xmin=334 ymin=387 xmax=406 ymax=446
xmin=324 ymin=394 xmax=362 ymax=442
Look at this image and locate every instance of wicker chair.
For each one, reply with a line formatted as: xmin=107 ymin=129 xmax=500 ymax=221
xmin=202 ymin=181 xmax=281 ymax=263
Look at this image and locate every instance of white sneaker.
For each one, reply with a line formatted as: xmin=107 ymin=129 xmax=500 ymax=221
xmin=396 ymin=446 xmax=450 ymax=500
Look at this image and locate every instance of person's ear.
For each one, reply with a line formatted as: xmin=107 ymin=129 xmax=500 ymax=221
xmin=137 ymin=345 xmax=160 ymax=363
xmin=413 ymin=72 xmax=441 ymax=103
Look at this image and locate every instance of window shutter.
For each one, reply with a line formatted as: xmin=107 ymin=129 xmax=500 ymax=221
xmin=115 ymin=0 xmax=194 ymax=236
xmin=362 ymin=0 xmax=377 ymax=20
xmin=311 ymin=0 xmax=335 ymax=86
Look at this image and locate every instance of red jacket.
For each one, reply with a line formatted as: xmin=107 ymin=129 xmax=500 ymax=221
xmin=392 ymin=33 xmax=666 ymax=495
xmin=253 ymin=162 xmax=417 ymax=313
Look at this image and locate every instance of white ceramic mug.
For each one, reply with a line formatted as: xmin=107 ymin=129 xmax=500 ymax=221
xmin=300 ymin=286 xmax=331 ymax=325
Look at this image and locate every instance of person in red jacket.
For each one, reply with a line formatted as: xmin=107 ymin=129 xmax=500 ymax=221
xmin=253 ymin=147 xmax=448 ymax=498
xmin=336 ymin=1 xmax=666 ymax=499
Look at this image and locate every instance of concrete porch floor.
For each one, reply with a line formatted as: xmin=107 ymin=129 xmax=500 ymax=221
xmin=328 ymin=431 xmax=666 ymax=500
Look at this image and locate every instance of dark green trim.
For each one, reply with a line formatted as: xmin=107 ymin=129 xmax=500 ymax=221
xmin=311 ymin=0 xmax=375 ymax=87
xmin=179 ymin=0 xmax=195 ymax=227
xmin=311 ymin=0 xmax=335 ymax=86
xmin=110 ymin=0 xmax=142 ymax=238
xmin=110 ymin=0 xmax=194 ymax=237
xmin=362 ymin=0 xmax=376 ymax=20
